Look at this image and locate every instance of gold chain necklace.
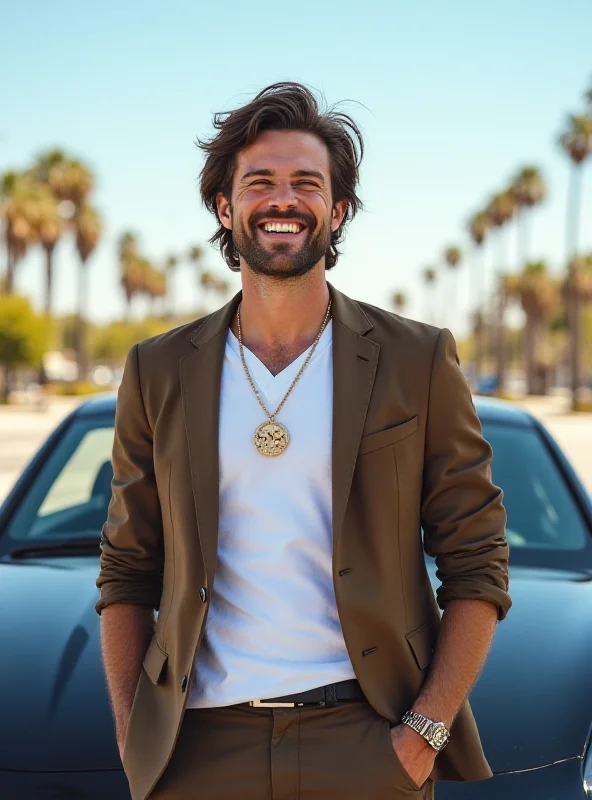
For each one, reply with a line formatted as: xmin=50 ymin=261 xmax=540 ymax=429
xmin=236 ymin=299 xmax=332 ymax=456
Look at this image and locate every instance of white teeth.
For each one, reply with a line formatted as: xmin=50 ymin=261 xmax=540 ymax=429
xmin=263 ymin=223 xmax=302 ymax=233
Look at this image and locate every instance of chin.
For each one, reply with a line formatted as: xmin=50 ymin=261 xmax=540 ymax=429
xmin=252 ymin=261 xmax=317 ymax=280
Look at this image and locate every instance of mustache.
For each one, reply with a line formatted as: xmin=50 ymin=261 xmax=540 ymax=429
xmin=249 ymin=210 xmax=316 ymax=228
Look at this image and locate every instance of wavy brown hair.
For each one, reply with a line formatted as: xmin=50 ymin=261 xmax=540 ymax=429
xmin=197 ymin=82 xmax=364 ymax=272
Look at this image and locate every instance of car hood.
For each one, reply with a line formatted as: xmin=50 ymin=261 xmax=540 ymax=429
xmin=1 ymin=559 xmax=591 ymax=773
xmin=0 ymin=557 xmax=120 ymax=771
xmin=430 ymin=564 xmax=592 ymax=773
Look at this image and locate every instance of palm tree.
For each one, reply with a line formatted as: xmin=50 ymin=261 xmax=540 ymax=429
xmin=468 ymin=210 xmax=491 ymax=384
xmin=118 ymin=232 xmax=140 ymax=320
xmin=31 ymin=150 xmax=95 ymax=319
xmin=144 ymin=267 xmax=167 ymax=316
xmin=443 ymin=246 xmax=462 ymax=332
xmin=422 ymin=267 xmax=437 ymax=325
xmin=486 ymin=191 xmax=516 ymax=394
xmin=74 ymin=205 xmax=102 ymax=378
xmin=563 ymin=255 xmax=592 ymax=393
xmin=391 ymin=291 xmax=407 ymax=314
xmin=37 ymin=192 xmax=64 ymax=316
xmin=31 ymin=149 xmax=93 ymax=212
xmin=505 ymin=262 xmax=559 ymax=395
xmin=1 ymin=172 xmax=44 ymax=293
xmin=164 ymin=255 xmax=178 ymax=318
xmin=559 ymin=111 xmax=592 ymax=408
xmin=510 ymin=166 xmax=547 ymax=270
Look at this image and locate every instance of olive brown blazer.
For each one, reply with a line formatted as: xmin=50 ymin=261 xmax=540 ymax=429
xmin=96 ymin=285 xmax=511 ymax=800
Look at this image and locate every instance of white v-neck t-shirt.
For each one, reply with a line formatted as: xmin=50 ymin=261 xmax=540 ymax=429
xmin=189 ymin=320 xmax=356 ymax=708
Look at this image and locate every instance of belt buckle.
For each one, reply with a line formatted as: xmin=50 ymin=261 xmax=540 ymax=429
xmin=249 ymin=700 xmax=296 ymax=708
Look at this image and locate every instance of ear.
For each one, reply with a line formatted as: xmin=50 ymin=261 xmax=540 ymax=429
xmin=216 ymin=192 xmax=232 ymax=231
xmin=331 ymin=199 xmax=348 ymax=233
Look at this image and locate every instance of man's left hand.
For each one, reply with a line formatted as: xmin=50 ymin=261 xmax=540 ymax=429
xmin=389 ymin=723 xmax=436 ymax=788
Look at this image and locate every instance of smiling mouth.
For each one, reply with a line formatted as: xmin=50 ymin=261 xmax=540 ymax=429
xmin=257 ymin=221 xmax=307 ymax=236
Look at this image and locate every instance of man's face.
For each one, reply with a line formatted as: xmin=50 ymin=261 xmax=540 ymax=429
xmin=216 ymin=130 xmax=347 ymax=279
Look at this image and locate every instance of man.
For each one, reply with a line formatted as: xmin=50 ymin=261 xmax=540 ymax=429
xmin=97 ymin=82 xmax=511 ymax=800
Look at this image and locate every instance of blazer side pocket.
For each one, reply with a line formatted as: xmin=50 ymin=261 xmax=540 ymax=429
xmin=405 ymin=620 xmax=434 ymax=671
xmin=359 ymin=416 xmax=419 ymax=456
xmin=143 ymin=635 xmax=169 ymax=685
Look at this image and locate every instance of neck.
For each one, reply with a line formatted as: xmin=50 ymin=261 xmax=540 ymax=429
xmin=233 ymin=265 xmax=331 ymax=355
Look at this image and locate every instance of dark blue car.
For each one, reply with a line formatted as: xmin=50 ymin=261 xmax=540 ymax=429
xmin=0 ymin=394 xmax=591 ymax=798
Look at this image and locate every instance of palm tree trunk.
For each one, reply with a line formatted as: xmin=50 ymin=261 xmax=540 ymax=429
xmin=4 ymin=249 xmax=16 ymax=294
xmin=472 ymin=246 xmax=485 ymax=387
xmin=167 ymin=270 xmax=174 ymax=320
xmin=77 ymin=260 xmax=89 ymax=381
xmin=524 ymin=315 xmax=537 ymax=395
xmin=495 ymin=289 xmax=508 ymax=395
xmin=566 ymin=164 xmax=584 ymax=410
xmin=447 ymin=270 xmax=456 ymax=335
xmin=493 ymin=230 xmax=509 ymax=395
xmin=43 ymin=244 xmax=55 ymax=316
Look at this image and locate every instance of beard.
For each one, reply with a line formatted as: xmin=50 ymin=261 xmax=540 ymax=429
xmin=232 ymin=210 xmax=332 ymax=279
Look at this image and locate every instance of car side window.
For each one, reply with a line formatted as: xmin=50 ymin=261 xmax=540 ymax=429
xmin=5 ymin=418 xmax=115 ymax=543
xmin=39 ymin=428 xmax=114 ymax=517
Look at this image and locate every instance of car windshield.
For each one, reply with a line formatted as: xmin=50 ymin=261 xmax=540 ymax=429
xmin=2 ymin=412 xmax=590 ymax=568
xmin=481 ymin=420 xmax=590 ymax=569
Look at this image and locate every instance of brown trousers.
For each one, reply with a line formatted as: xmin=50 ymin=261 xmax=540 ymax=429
xmin=149 ymin=700 xmax=435 ymax=799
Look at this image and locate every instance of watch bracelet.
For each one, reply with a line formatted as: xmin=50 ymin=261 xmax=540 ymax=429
xmin=401 ymin=710 xmax=449 ymax=749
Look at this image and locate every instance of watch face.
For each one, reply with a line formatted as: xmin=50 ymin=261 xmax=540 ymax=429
xmin=431 ymin=728 xmax=448 ymax=748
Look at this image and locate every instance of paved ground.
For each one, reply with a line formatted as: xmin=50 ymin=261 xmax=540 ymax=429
xmin=0 ymin=394 xmax=590 ymax=505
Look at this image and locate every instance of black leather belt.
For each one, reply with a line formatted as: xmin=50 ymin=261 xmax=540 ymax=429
xmin=248 ymin=679 xmax=365 ymax=708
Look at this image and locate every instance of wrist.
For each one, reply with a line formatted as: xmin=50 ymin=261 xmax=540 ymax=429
xmin=411 ymin=703 xmax=453 ymax=731
xmin=397 ymin=721 xmax=434 ymax=753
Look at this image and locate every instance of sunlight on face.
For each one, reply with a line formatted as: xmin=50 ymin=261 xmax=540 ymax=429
xmin=218 ymin=130 xmax=345 ymax=278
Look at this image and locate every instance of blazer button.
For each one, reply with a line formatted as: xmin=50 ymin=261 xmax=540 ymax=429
xmin=180 ymin=675 xmax=188 ymax=692
xmin=199 ymin=587 xmax=208 ymax=603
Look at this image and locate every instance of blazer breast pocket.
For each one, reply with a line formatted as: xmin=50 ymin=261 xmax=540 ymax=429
xmin=358 ymin=416 xmax=419 ymax=456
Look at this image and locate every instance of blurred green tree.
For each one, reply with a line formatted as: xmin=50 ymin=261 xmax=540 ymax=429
xmin=91 ymin=319 xmax=172 ymax=365
xmin=0 ymin=295 xmax=52 ymax=402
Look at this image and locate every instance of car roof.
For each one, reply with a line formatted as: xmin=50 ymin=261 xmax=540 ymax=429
xmin=75 ymin=390 xmax=535 ymax=427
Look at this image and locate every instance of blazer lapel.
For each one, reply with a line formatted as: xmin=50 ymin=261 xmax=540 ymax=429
xmin=180 ymin=291 xmax=241 ymax=583
xmin=329 ymin=285 xmax=380 ymax=549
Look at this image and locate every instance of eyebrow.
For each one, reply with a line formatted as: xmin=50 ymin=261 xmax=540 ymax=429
xmin=240 ymin=169 xmax=326 ymax=185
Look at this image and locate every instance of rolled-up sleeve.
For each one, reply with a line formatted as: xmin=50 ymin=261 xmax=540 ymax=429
xmin=95 ymin=344 xmax=163 ymax=615
xmin=422 ymin=329 xmax=511 ymax=620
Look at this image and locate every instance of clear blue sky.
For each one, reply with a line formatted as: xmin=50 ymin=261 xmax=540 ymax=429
xmin=2 ymin=0 xmax=591 ymax=335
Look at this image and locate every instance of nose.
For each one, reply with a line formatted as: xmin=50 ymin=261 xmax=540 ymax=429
xmin=268 ymin=180 xmax=297 ymax=210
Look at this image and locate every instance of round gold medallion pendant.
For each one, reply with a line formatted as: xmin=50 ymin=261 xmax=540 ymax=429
xmin=254 ymin=421 xmax=290 ymax=457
